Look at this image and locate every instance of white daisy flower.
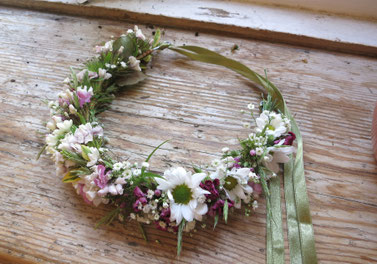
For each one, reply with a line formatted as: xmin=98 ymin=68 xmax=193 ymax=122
xmin=256 ymin=110 xmax=287 ymax=138
xmin=155 ymin=167 xmax=209 ymax=224
xmin=222 ymin=168 xmax=253 ymax=208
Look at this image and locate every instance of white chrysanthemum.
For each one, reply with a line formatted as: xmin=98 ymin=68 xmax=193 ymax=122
xmin=256 ymin=110 xmax=287 ymax=138
xmin=155 ymin=167 xmax=209 ymax=224
xmin=264 ymin=143 xmax=295 ymax=173
xmin=220 ymin=168 xmax=253 ymax=208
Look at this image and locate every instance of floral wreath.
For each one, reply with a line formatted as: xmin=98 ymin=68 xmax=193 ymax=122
xmin=39 ymin=26 xmax=317 ymax=262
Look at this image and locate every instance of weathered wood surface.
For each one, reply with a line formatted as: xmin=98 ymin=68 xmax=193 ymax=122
xmin=0 ymin=6 xmax=377 ymax=264
xmin=1 ymin=0 xmax=377 ymax=57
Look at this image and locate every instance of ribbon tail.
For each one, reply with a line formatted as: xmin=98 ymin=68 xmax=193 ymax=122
xmin=267 ymin=175 xmax=285 ymax=264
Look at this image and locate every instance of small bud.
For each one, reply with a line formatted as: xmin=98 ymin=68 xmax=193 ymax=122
xmin=222 ymin=147 xmax=229 ymax=153
xmin=69 ymin=104 xmax=77 ymax=114
xmin=46 ymin=121 xmax=56 ymax=130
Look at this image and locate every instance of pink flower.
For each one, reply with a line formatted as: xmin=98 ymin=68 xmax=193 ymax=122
xmin=132 ymin=197 xmax=147 ymax=212
xmin=200 ymin=179 xmax=220 ymax=201
xmin=154 ymin=189 xmax=161 ymax=197
xmin=284 ymin=132 xmax=296 ymax=145
xmin=133 ymin=186 xmax=145 ymax=198
xmin=76 ymin=86 xmax=93 ymax=107
xmin=208 ymin=199 xmax=234 ymax=217
xmin=94 ymin=165 xmax=110 ymax=189
xmin=274 ymin=132 xmax=296 ymax=146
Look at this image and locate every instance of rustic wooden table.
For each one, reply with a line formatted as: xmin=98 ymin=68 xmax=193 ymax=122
xmin=0 ymin=6 xmax=376 ymax=264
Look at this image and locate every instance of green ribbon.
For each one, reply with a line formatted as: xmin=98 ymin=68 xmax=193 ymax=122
xmin=168 ymin=45 xmax=317 ymax=263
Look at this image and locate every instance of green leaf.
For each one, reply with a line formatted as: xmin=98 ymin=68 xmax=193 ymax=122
xmin=213 ymin=214 xmax=219 ymax=230
xmin=177 ymin=219 xmax=185 ymax=256
xmin=95 ymin=207 xmax=120 ymax=229
xmin=223 ymin=200 xmax=229 ymax=224
xmin=81 ymin=145 xmax=92 ymax=161
xmin=140 ymin=140 xmax=169 ymax=178
xmin=61 ymin=150 xmax=87 ymax=166
xmin=62 ymin=171 xmax=80 ymax=183
xmin=113 ymin=35 xmax=136 ymax=60
xmin=193 ymin=166 xmax=203 ymax=173
xmin=70 ymin=167 xmax=91 ymax=176
xmin=36 ymin=144 xmax=47 ymax=160
xmin=76 ymin=111 xmax=87 ymax=124
xmin=138 ymin=222 xmax=148 ymax=241
xmin=152 ymin=29 xmax=161 ymax=48
xmin=116 ymin=71 xmax=147 ymax=87
xmin=146 ymin=140 xmax=169 ymax=163
xmin=143 ymin=172 xmax=163 ymax=179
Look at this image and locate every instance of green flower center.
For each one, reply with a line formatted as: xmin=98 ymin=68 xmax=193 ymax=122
xmin=267 ymin=124 xmax=275 ymax=131
xmin=224 ymin=176 xmax=238 ymax=191
xmin=172 ymin=184 xmax=193 ymax=204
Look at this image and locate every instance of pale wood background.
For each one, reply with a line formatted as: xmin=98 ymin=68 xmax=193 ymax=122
xmin=0 ymin=6 xmax=377 ymax=264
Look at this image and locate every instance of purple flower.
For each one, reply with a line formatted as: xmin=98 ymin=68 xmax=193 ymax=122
xmin=200 ymin=179 xmax=220 ymax=201
xmin=133 ymin=186 xmax=145 ymax=198
xmin=154 ymin=189 xmax=161 ymax=197
xmin=132 ymin=197 xmax=147 ymax=212
xmin=77 ymin=87 xmax=93 ymax=108
xmin=208 ymin=199 xmax=234 ymax=217
xmin=274 ymin=132 xmax=296 ymax=146
xmin=94 ymin=165 xmax=110 ymax=189
xmin=250 ymin=150 xmax=256 ymax=156
xmin=154 ymin=208 xmax=179 ymax=232
xmin=284 ymin=132 xmax=296 ymax=145
xmin=232 ymin=157 xmax=242 ymax=168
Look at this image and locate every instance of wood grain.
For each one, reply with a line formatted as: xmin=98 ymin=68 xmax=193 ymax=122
xmin=1 ymin=0 xmax=377 ymax=57
xmin=0 ymin=6 xmax=377 ymax=264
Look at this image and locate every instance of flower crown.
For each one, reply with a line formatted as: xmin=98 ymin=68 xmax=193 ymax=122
xmin=39 ymin=26 xmax=316 ymax=261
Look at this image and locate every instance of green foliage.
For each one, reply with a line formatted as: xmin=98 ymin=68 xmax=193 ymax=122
xmin=223 ymin=200 xmax=229 ymax=223
xmin=36 ymin=144 xmax=47 ymax=160
xmin=213 ymin=214 xmax=219 ymax=230
xmin=95 ymin=207 xmax=120 ymax=229
xmin=113 ymin=35 xmax=137 ymax=60
xmin=69 ymin=167 xmax=91 ymax=176
xmin=61 ymin=149 xmax=87 ymax=166
xmin=152 ymin=29 xmax=161 ymax=48
xmin=177 ymin=219 xmax=186 ymax=256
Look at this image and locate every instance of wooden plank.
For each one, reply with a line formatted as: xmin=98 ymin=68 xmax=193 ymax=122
xmin=0 ymin=0 xmax=377 ymax=57
xmin=0 ymin=6 xmax=377 ymax=264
